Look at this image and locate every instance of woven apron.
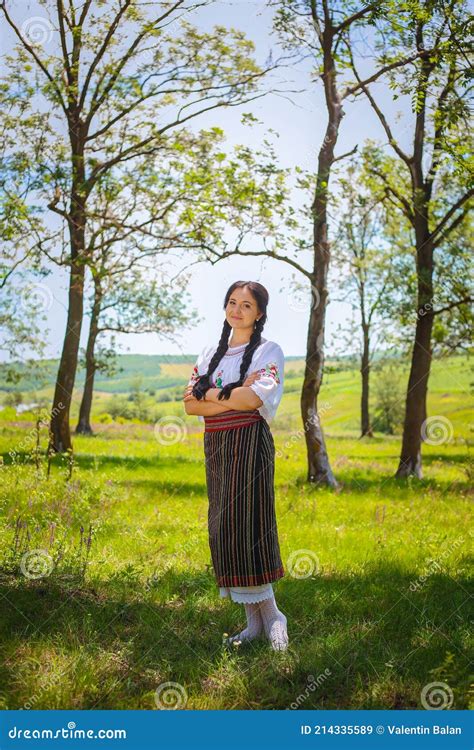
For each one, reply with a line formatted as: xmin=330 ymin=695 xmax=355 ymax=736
xmin=203 ymin=408 xmax=284 ymax=587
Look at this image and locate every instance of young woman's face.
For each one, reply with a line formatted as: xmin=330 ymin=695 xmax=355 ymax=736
xmin=225 ymin=287 xmax=261 ymax=329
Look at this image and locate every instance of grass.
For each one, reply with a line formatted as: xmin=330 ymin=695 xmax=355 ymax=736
xmin=0 ymin=355 xmax=472 ymax=710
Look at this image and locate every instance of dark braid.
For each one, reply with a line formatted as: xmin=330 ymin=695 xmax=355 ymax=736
xmin=192 ymin=319 xmax=233 ymax=401
xmin=217 ymin=317 xmax=265 ymax=401
xmin=192 ymin=281 xmax=268 ymax=402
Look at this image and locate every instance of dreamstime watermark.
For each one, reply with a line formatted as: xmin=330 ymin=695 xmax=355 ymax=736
xmin=154 ymin=681 xmax=188 ymax=709
xmin=153 ymin=415 xmax=187 ymax=445
xmin=20 ymin=549 xmax=54 ymax=580
xmin=288 ymin=670 xmax=332 ymax=709
xmin=20 ymin=670 xmax=66 ymax=710
xmin=19 ymin=282 xmax=54 ymax=313
xmin=276 ymin=402 xmax=331 ymax=459
xmin=408 ymin=535 xmax=464 ymax=593
xmin=421 ymin=416 xmax=453 ymax=446
xmin=416 ymin=290 xmax=445 ymax=321
xmin=287 ymin=283 xmax=321 ymax=314
xmin=286 ymin=549 xmax=320 ymax=579
xmin=20 ymin=16 xmax=54 ymax=46
xmin=144 ymin=535 xmax=202 ymax=594
xmin=420 ymin=681 xmax=454 ymax=710
xmin=8 ymin=722 xmax=126 ymax=740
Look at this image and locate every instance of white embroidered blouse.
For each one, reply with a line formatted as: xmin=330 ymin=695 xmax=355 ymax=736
xmin=186 ymin=336 xmax=285 ymax=425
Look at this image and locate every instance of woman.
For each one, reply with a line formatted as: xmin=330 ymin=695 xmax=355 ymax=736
xmin=183 ymin=280 xmax=288 ymax=651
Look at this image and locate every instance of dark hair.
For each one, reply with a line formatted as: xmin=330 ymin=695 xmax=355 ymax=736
xmin=192 ymin=280 xmax=269 ymax=402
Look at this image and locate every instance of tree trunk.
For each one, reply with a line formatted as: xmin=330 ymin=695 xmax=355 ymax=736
xmin=360 ymin=323 xmax=373 ymax=437
xmin=301 ymin=34 xmax=341 ymax=488
xmin=394 ymin=41 xmax=439 ymax=478
xmin=395 ymin=302 xmax=433 ymax=477
xmin=49 ymin=252 xmax=85 ymax=452
xmin=76 ymin=282 xmax=102 ymax=435
xmin=49 ymin=127 xmax=87 ymax=453
xmin=396 ymin=206 xmax=434 ymax=477
xmin=302 ymin=294 xmax=337 ymax=486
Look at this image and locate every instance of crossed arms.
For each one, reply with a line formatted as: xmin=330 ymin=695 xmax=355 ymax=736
xmin=182 ymin=371 xmax=263 ymax=416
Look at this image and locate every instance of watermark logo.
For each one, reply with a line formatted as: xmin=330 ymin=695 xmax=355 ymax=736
xmin=154 ymin=681 xmax=188 ymax=710
xmin=421 ymin=416 xmax=453 ymax=445
xmin=420 ymin=681 xmax=454 ymax=710
xmin=20 ymin=282 xmax=54 ymax=313
xmin=153 ymin=416 xmax=186 ymax=445
xmin=20 ymin=16 xmax=54 ymax=46
xmin=287 ymin=283 xmax=321 ymax=314
xmin=288 ymin=671 xmax=332 ymax=709
xmin=287 ymin=549 xmax=319 ymax=579
xmin=20 ymin=549 xmax=54 ymax=580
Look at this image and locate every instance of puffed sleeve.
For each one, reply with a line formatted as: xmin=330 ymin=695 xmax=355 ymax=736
xmin=186 ymin=345 xmax=212 ymax=423
xmin=248 ymin=341 xmax=285 ymax=424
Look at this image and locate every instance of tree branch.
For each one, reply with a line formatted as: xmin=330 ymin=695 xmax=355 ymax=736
xmin=432 ymin=296 xmax=473 ymax=316
xmin=431 ymin=188 xmax=474 ymax=247
xmin=371 ymin=169 xmax=415 ymax=225
xmin=0 ymin=1 xmax=68 ymax=115
xmin=333 ymin=145 xmax=358 ymax=162
xmin=85 ymin=90 xmax=268 ymax=190
xmin=345 ymin=46 xmax=413 ymax=166
xmin=334 ymin=2 xmax=379 ymax=35
xmin=204 ymin=244 xmax=312 ymax=279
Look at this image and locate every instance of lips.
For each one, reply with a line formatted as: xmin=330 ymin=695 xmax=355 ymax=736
xmin=232 ymin=317 xmax=242 ymax=320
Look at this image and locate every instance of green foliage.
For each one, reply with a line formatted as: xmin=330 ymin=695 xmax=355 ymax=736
xmin=96 ymin=413 xmax=113 ymax=424
xmin=2 ymin=391 xmax=23 ymax=407
xmin=373 ymin=366 xmax=406 ymax=434
xmin=105 ymin=391 xmax=165 ymax=424
xmin=0 ymin=458 xmax=111 ymax=584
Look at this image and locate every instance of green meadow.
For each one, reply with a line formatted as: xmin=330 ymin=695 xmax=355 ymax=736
xmin=0 ymin=355 xmax=472 ymax=710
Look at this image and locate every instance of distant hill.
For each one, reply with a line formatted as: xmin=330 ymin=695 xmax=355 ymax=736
xmin=0 ymin=349 xmax=401 ymax=394
xmin=0 ymin=354 xmax=191 ymax=393
xmin=0 ymin=352 xmax=308 ymax=394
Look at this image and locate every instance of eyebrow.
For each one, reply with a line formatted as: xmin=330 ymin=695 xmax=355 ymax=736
xmin=229 ymin=297 xmax=253 ymax=304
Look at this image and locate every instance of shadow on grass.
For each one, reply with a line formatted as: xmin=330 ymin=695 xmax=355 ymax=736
xmin=0 ymin=561 xmax=471 ymax=710
xmin=0 ymin=451 xmax=202 ymax=471
xmin=340 ymin=450 xmax=470 ymax=466
xmin=289 ymin=472 xmax=471 ymax=496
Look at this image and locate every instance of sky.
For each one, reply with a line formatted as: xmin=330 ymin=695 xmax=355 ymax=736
xmin=1 ymin=0 xmax=412 ymax=360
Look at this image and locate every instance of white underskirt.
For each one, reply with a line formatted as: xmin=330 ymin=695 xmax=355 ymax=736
xmin=219 ymin=583 xmax=273 ymax=603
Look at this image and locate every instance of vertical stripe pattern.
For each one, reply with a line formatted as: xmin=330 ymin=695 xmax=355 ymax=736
xmin=203 ymin=409 xmax=284 ymax=586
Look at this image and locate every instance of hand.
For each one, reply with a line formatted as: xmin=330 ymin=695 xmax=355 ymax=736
xmin=243 ymin=370 xmax=261 ymax=387
xmin=203 ymin=387 xmax=220 ymax=402
xmin=183 ymin=385 xmax=198 ymax=402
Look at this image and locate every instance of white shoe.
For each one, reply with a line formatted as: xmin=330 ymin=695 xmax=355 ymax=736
xmin=268 ymin=612 xmax=288 ymax=651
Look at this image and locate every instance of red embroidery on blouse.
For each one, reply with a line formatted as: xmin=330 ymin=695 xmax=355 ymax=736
xmin=258 ymin=362 xmax=280 ymax=384
xmin=189 ymin=364 xmax=199 ymax=385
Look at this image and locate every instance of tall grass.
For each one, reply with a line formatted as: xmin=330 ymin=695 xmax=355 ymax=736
xmin=0 ymin=356 xmax=471 ymax=709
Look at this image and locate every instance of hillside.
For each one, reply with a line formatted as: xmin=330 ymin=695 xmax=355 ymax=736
xmin=1 ymin=353 xmax=471 ymax=442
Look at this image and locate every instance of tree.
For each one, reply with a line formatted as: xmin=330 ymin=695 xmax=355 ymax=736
xmin=0 ymin=95 xmax=49 ymax=383
xmin=365 ymin=147 xmax=473 ymax=362
xmin=200 ymin=0 xmax=428 ymax=486
xmin=349 ymin=0 xmax=473 ymax=475
xmin=373 ymin=363 xmax=405 ymax=435
xmin=73 ymin=122 xmax=275 ymax=434
xmin=1 ymin=0 xmax=280 ymax=452
xmin=332 ymin=155 xmax=398 ymax=437
xmin=76 ymin=267 xmax=194 ymax=433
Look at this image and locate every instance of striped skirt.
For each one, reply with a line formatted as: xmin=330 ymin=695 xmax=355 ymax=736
xmin=203 ymin=409 xmax=284 ymax=587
